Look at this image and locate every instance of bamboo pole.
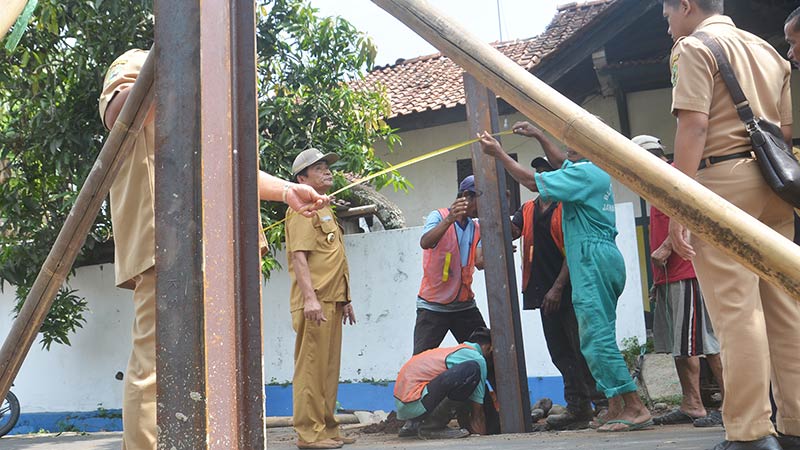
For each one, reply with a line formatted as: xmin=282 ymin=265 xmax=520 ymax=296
xmin=0 ymin=48 xmax=156 ymax=401
xmin=371 ymin=0 xmax=800 ymax=299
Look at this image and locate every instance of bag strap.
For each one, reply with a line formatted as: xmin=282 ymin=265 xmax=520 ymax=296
xmin=693 ymin=32 xmax=757 ymax=127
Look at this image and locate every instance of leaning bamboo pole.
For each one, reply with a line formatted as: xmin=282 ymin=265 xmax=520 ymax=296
xmin=371 ymin=0 xmax=800 ymax=299
xmin=0 ymin=49 xmax=156 ymax=401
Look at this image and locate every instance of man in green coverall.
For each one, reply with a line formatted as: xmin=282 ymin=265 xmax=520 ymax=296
xmin=478 ymin=122 xmax=651 ymax=433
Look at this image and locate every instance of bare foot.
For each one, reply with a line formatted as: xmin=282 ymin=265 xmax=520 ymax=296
xmin=603 ymin=396 xmax=624 ymax=422
xmin=598 ymin=392 xmax=652 ymax=432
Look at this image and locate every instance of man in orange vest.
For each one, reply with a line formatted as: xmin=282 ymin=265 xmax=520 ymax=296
xmin=395 ymin=327 xmax=494 ymax=439
xmin=510 ymin=155 xmax=601 ymax=430
xmin=414 ymin=175 xmax=486 ymax=355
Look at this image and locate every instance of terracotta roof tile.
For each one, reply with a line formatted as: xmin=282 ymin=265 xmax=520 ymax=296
xmin=354 ymin=0 xmax=616 ymax=118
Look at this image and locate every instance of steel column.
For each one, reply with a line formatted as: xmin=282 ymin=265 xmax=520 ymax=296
xmin=463 ymin=72 xmax=532 ymax=433
xmin=153 ymin=1 xmax=206 ymax=447
xmin=155 ymin=1 xmax=263 ymax=448
xmin=231 ymin=1 xmax=267 ymax=446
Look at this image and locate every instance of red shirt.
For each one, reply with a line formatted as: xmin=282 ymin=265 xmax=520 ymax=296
xmin=649 ymin=206 xmax=696 ymax=285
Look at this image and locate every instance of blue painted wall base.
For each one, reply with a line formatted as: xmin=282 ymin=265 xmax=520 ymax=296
xmin=8 ymin=410 xmax=123 ymax=436
xmin=9 ymin=376 xmax=565 ymax=435
xmin=266 ymin=376 xmax=565 ymax=416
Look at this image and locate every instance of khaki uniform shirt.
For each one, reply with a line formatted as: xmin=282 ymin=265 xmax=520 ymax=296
xmin=99 ymin=49 xmax=155 ymax=289
xmin=670 ymin=16 xmax=792 ymax=158
xmin=285 ymin=205 xmax=350 ymax=313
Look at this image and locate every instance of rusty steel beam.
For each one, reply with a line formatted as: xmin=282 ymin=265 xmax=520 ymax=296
xmin=154 ymin=0 xmax=263 ymax=448
xmin=231 ymin=1 xmax=266 ymax=447
xmin=0 ymin=50 xmax=155 ymax=403
xmin=153 ymin=0 xmax=206 ymax=447
xmin=464 ymin=73 xmax=532 ymax=433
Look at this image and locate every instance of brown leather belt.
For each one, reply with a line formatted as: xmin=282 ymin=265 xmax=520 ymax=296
xmin=698 ymin=150 xmax=754 ymax=170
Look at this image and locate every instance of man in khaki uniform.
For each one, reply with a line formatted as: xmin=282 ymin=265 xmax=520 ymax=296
xmin=783 ymin=8 xmax=800 ymax=246
xmin=663 ymin=1 xmax=799 ymax=449
xmin=100 ymin=50 xmax=329 ymax=450
xmin=286 ymin=149 xmax=356 ymax=450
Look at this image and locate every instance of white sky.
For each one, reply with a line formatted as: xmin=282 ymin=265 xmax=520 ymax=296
xmin=310 ymin=0 xmax=579 ymax=66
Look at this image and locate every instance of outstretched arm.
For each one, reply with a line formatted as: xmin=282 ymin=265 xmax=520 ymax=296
xmin=478 ymin=132 xmax=538 ymax=192
xmin=511 ymin=121 xmax=566 ymax=168
xmin=258 ymin=171 xmax=329 ymax=217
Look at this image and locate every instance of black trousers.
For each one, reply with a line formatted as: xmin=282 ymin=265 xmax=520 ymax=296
xmin=413 ymin=307 xmax=487 ymax=355
xmin=540 ymin=298 xmax=604 ymax=412
xmin=794 ymin=212 xmax=799 ymax=245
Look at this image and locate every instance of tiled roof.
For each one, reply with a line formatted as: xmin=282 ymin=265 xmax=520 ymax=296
xmin=354 ymin=0 xmax=617 ymax=118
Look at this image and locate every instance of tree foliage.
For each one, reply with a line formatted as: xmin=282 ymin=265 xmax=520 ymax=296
xmin=256 ymin=0 xmax=406 ymax=266
xmin=0 ymin=0 xmax=404 ymax=347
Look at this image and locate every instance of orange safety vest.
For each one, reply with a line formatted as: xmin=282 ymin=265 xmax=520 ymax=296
xmin=521 ymin=200 xmax=564 ymax=291
xmin=418 ymin=208 xmax=481 ymax=304
xmin=394 ymin=343 xmax=475 ymax=403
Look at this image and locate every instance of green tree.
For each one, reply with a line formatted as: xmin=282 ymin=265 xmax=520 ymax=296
xmin=0 ymin=0 xmax=404 ymax=348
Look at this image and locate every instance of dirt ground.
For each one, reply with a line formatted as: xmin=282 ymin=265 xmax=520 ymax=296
xmin=1 ymin=423 xmax=724 ymax=450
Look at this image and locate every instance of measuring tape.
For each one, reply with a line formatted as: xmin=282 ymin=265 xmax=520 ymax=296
xmin=262 ymin=129 xmax=514 ymax=233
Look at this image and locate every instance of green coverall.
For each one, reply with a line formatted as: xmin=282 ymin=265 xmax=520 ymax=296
xmin=535 ymin=159 xmax=637 ymax=398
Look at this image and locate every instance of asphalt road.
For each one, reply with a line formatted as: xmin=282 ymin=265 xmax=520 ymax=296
xmin=1 ymin=424 xmax=724 ymax=450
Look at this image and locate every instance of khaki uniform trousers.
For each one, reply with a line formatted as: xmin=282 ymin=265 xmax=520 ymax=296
xmin=693 ymin=159 xmax=800 ymax=441
xmin=122 ymin=268 xmax=157 ymax=450
xmin=291 ymin=302 xmax=345 ymax=443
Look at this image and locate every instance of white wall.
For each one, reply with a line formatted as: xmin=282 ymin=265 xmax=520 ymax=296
xmin=0 ymin=265 xmax=130 ymax=413
xmin=0 ymin=204 xmax=644 ymax=413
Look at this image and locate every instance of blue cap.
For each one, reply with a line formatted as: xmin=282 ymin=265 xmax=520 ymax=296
xmin=459 ymin=175 xmax=476 ymax=193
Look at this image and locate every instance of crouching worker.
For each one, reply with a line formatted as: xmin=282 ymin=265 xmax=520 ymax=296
xmin=394 ymin=327 xmax=497 ymax=439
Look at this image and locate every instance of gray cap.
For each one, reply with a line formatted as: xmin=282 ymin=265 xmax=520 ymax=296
xmin=291 ymin=148 xmax=339 ymax=177
xmin=631 ymin=135 xmax=665 ymax=152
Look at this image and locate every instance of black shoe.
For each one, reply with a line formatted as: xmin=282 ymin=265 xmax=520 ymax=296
xmin=709 ymin=435 xmax=782 ymax=450
xmin=546 ymin=408 xmax=594 ymax=430
xmin=778 ymin=433 xmax=800 ymax=450
xmin=398 ymin=419 xmax=420 ymax=438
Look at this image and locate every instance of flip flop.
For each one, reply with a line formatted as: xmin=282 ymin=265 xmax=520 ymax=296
xmin=693 ymin=410 xmax=723 ymax=428
xmin=597 ymin=419 xmax=654 ymax=432
xmin=654 ymin=408 xmax=696 ymax=425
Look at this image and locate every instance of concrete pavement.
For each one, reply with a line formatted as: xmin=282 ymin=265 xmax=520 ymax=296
xmin=0 ymin=424 xmax=724 ymax=449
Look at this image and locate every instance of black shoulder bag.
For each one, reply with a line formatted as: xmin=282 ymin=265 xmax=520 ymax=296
xmin=694 ymin=32 xmax=800 ymax=208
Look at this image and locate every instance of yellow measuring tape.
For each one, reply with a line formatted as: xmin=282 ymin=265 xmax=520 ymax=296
xmin=263 ymin=130 xmax=514 ymax=233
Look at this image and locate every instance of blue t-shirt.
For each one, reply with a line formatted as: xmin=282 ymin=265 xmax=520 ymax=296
xmin=417 ymin=210 xmax=480 ymax=312
xmin=534 ymin=160 xmax=618 ymax=247
xmin=395 ymin=342 xmax=488 ymax=420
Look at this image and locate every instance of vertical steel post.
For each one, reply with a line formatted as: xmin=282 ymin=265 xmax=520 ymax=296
xmin=231 ymin=1 xmax=267 ymax=446
xmin=463 ymin=72 xmax=532 ymax=433
xmin=154 ymin=1 xmax=263 ymax=448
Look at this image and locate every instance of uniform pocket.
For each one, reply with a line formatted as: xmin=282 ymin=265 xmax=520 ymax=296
xmin=319 ymin=218 xmax=338 ymax=233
